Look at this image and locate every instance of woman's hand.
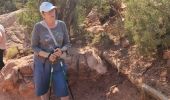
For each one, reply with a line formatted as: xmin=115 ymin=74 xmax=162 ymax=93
xmin=48 ymin=48 xmax=62 ymax=62
xmin=53 ymin=48 xmax=62 ymax=58
xmin=49 ymin=53 xmax=57 ymax=62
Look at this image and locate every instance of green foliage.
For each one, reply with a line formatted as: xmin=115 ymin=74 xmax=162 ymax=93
xmin=124 ymin=0 xmax=170 ymax=55
xmin=5 ymin=46 xmax=19 ymax=60
xmin=98 ymin=0 xmax=110 ymax=15
xmin=89 ymin=33 xmax=113 ymax=49
xmin=13 ymin=0 xmax=28 ymax=9
xmin=75 ymin=0 xmax=114 ymax=47
xmin=0 ymin=0 xmax=17 ymax=14
xmin=17 ymin=0 xmax=40 ymax=33
xmin=0 ymin=0 xmax=27 ymax=14
xmin=14 ymin=0 xmax=110 ymax=37
xmin=81 ymin=30 xmax=112 ymax=48
xmin=76 ymin=0 xmax=110 ymax=24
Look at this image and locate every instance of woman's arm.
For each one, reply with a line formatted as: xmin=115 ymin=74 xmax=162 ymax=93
xmin=31 ymin=23 xmax=50 ymax=58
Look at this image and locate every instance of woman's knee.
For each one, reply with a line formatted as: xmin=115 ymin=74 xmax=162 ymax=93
xmin=61 ymin=96 xmax=69 ymax=100
xmin=40 ymin=92 xmax=49 ymax=100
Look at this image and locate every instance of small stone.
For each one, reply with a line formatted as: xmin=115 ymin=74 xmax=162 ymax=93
xmin=163 ymin=50 xmax=170 ymax=59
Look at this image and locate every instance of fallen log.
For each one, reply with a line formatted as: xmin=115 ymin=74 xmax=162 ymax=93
xmin=141 ymin=84 xmax=169 ymax=100
xmin=102 ymin=50 xmax=170 ymax=100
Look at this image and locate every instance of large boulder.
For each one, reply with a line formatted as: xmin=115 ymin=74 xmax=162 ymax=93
xmin=0 ymin=47 xmax=107 ymax=100
xmin=0 ymin=9 xmax=24 ymax=28
xmin=0 ymin=55 xmax=38 ymax=100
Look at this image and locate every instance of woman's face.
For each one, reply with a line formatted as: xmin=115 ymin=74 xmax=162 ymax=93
xmin=42 ymin=9 xmax=56 ymax=23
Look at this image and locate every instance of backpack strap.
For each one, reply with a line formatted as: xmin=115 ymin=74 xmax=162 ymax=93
xmin=40 ymin=20 xmax=59 ymax=47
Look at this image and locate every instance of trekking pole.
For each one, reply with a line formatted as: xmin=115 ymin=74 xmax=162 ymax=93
xmin=59 ymin=59 xmax=75 ymax=100
xmin=49 ymin=62 xmax=54 ymax=100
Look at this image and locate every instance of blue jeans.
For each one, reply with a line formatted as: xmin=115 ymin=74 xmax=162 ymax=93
xmin=33 ymin=56 xmax=68 ymax=97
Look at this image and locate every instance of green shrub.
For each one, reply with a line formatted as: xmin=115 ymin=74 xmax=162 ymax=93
xmin=0 ymin=0 xmax=17 ymax=14
xmin=17 ymin=0 xmax=40 ymax=34
xmin=124 ymin=0 xmax=170 ymax=56
xmin=5 ymin=46 xmax=19 ymax=60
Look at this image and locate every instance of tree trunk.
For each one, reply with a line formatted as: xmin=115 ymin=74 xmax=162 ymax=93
xmin=64 ymin=0 xmax=77 ymax=34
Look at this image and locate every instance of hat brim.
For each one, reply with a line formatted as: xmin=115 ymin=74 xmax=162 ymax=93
xmin=41 ymin=6 xmax=57 ymax=13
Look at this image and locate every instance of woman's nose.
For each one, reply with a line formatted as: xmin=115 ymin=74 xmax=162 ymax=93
xmin=50 ymin=12 xmax=56 ymax=16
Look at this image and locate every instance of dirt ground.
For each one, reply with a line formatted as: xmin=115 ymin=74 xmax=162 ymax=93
xmin=144 ymin=59 xmax=170 ymax=98
xmin=0 ymin=61 xmax=157 ymax=100
xmin=69 ymin=67 xmax=142 ymax=100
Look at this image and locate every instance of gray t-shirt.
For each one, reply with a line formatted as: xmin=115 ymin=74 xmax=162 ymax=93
xmin=31 ymin=20 xmax=70 ymax=55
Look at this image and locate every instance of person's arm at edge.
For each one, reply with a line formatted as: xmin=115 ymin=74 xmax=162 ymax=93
xmin=0 ymin=32 xmax=3 ymax=43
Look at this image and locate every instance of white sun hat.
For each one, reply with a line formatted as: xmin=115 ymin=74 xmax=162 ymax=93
xmin=39 ymin=2 xmax=57 ymax=13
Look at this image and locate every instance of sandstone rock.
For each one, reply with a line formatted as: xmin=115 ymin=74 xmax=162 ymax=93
xmin=18 ymin=82 xmax=35 ymax=97
xmin=0 ymin=55 xmax=33 ymax=97
xmin=166 ymin=59 xmax=170 ymax=67
xmin=86 ymin=25 xmax=104 ymax=34
xmin=84 ymin=7 xmax=104 ymax=34
xmin=86 ymin=50 xmax=107 ymax=74
xmin=121 ymin=38 xmax=130 ymax=48
xmin=1 ymin=60 xmax=17 ymax=77
xmin=163 ymin=50 xmax=170 ymax=59
xmin=0 ymin=9 xmax=24 ymax=28
xmin=0 ymin=47 xmax=108 ymax=99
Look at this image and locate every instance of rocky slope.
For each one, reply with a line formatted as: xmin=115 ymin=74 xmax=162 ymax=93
xmin=1 ymin=5 xmax=168 ymax=100
xmin=83 ymin=5 xmax=170 ymax=100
